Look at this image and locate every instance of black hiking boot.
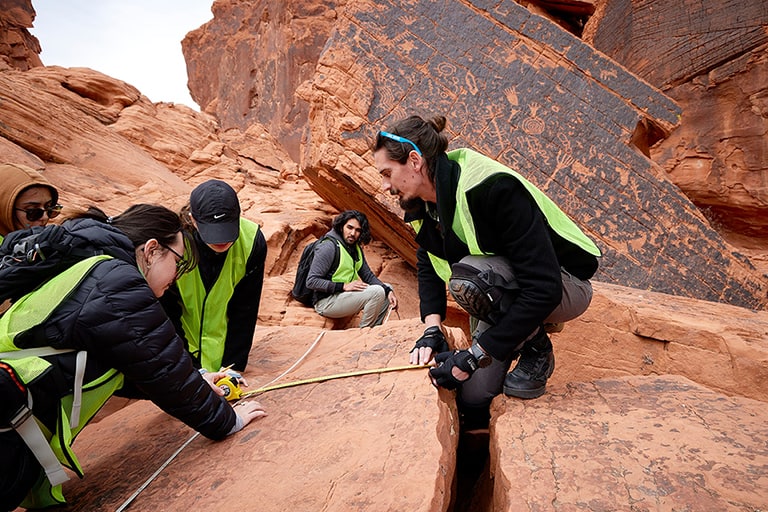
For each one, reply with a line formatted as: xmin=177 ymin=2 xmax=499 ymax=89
xmin=503 ymin=329 xmax=554 ymax=399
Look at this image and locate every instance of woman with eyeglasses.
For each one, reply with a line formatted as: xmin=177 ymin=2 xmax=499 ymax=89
xmin=0 ymin=203 xmax=267 ymax=510
xmin=0 ymin=163 xmax=62 ymax=243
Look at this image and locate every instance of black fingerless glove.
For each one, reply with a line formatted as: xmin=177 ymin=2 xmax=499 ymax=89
xmin=428 ymin=350 xmax=478 ymax=390
xmin=411 ymin=326 xmax=449 ymax=354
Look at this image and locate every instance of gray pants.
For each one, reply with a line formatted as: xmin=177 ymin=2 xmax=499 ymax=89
xmin=456 ymin=256 xmax=593 ymax=408
xmin=314 ymin=284 xmax=390 ymax=328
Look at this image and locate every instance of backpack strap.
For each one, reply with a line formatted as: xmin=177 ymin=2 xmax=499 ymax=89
xmin=0 ymin=388 xmax=70 ymax=487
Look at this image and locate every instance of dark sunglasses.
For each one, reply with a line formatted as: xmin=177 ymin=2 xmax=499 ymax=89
xmin=15 ymin=204 xmax=63 ymax=222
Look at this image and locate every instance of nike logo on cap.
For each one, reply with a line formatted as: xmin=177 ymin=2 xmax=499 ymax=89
xmin=213 ymin=213 xmax=226 ymax=219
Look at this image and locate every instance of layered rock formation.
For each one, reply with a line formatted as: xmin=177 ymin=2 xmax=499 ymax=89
xmin=184 ymin=0 xmax=768 ymax=308
xmin=584 ymin=0 xmax=768 ymax=271
xmin=1 ymin=0 xmax=767 ymax=510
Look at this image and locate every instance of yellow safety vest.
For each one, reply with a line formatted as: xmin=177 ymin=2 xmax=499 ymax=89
xmin=449 ymin=148 xmax=601 ymax=257
xmin=410 ymin=149 xmax=600 ymax=283
xmin=176 ymin=218 xmax=259 ymax=371
xmin=0 ymin=255 xmax=124 ymax=508
xmin=329 ymin=239 xmax=363 ymax=283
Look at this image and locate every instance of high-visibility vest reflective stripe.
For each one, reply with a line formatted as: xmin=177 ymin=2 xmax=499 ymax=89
xmin=177 ymin=217 xmax=259 ymax=371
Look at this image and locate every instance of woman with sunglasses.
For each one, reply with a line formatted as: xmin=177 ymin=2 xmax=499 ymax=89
xmin=0 ymin=203 xmax=267 ymax=510
xmin=0 ymin=163 xmax=62 ymax=243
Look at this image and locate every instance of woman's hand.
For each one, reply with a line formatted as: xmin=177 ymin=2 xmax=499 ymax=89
xmin=201 ymin=370 xmax=228 ymax=396
xmin=234 ymin=401 xmax=267 ymax=426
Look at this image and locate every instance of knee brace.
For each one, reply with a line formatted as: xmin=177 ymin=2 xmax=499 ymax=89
xmin=448 ymin=255 xmax=520 ymax=325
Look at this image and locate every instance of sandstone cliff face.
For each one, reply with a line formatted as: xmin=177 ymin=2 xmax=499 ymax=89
xmin=0 ymin=0 xmax=41 ymax=71
xmin=182 ymin=0 xmax=344 ymax=161
xmin=584 ymin=0 xmax=768 ymax=271
xmin=296 ymin=0 xmax=768 ymax=309
xmin=1 ymin=1 xmax=767 ymax=511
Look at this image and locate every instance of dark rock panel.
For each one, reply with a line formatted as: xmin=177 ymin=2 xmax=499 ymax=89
xmin=583 ymin=0 xmax=768 ymax=90
xmin=300 ymin=0 xmax=768 ymax=309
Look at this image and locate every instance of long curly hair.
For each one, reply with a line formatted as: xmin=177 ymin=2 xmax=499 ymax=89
xmin=332 ymin=209 xmax=372 ymax=245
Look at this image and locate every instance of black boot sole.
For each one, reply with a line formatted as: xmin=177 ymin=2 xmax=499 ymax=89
xmin=502 ymin=382 xmax=547 ymax=399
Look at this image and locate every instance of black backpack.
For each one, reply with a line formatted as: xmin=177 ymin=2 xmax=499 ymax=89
xmin=291 ymin=236 xmax=337 ymax=306
xmin=0 ymin=224 xmax=103 ymax=303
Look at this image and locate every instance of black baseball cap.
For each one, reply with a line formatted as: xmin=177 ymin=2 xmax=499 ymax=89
xmin=190 ymin=180 xmax=241 ymax=244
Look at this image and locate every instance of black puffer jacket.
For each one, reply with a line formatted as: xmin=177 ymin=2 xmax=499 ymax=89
xmin=18 ymin=219 xmax=236 ymax=440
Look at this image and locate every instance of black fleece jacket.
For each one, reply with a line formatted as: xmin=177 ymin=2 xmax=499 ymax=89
xmin=406 ymin=154 xmax=598 ymax=360
xmin=17 ymin=219 xmax=236 ymax=440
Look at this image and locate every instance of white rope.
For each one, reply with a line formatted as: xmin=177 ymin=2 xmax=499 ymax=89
xmin=114 ymin=329 xmax=326 ymax=511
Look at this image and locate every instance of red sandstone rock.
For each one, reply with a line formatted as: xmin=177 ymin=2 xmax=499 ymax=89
xmin=0 ymin=0 xmax=41 ymax=71
xmin=492 ymin=374 xmax=768 ymax=510
xmin=584 ymin=0 xmax=768 ymax=274
xmin=1 ymin=2 xmax=767 ymax=510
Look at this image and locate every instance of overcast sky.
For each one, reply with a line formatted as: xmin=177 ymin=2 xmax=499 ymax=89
xmin=30 ymin=0 xmax=215 ymax=109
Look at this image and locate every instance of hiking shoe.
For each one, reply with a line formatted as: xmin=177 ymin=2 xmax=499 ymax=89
xmin=503 ymin=331 xmax=554 ymax=399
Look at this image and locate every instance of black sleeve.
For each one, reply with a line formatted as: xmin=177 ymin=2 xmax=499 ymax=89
xmin=222 ymin=230 xmax=267 ymax=371
xmin=70 ymin=260 xmax=236 ymax=440
xmin=158 ymin=283 xmax=187 ymax=347
xmin=416 ymin=246 xmax=448 ymax=322
xmin=470 ymin=176 xmax=563 ymax=360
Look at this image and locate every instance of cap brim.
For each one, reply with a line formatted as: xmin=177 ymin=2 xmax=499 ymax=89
xmin=196 ymin=220 xmax=240 ymax=244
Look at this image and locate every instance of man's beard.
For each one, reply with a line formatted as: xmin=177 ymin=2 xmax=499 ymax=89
xmin=399 ymin=196 xmax=422 ymax=213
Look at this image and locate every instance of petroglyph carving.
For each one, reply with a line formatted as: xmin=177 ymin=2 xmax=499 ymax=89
xmin=522 ymin=102 xmax=545 ymax=135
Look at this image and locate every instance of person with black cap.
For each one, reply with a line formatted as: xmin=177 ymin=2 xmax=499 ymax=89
xmin=161 ymin=179 xmax=267 ymax=373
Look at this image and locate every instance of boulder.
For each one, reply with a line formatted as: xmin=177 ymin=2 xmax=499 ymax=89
xmin=294 ymin=0 xmax=768 ymax=309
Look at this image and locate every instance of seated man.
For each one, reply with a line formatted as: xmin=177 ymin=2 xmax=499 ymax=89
xmin=306 ymin=210 xmax=398 ymax=328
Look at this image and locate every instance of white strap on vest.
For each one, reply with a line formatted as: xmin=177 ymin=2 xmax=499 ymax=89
xmin=0 ymin=347 xmax=87 ymax=428
xmin=69 ymin=350 xmax=87 ymax=429
xmin=0 ymin=347 xmax=75 ymax=359
xmin=0 ymin=391 xmax=70 ymax=487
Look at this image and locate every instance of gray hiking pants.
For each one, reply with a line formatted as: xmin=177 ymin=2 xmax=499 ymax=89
xmin=314 ymin=284 xmax=390 ymax=328
xmin=454 ymin=255 xmax=593 ymax=408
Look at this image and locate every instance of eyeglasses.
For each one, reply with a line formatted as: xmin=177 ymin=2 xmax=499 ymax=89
xmin=160 ymin=243 xmax=193 ymax=279
xmin=379 ymin=131 xmax=422 ymax=156
xmin=15 ymin=204 xmax=63 ymax=222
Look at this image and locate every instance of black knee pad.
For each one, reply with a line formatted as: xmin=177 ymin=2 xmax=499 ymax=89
xmin=448 ymin=258 xmax=519 ymax=324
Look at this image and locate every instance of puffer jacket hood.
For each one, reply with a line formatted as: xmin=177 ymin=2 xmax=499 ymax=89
xmin=0 ymin=163 xmax=59 ymax=236
xmin=63 ymin=217 xmax=137 ymax=265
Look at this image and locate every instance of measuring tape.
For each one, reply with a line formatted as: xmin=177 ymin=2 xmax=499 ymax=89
xmin=240 ymin=364 xmax=428 ymax=399
xmin=116 ymin=327 xmax=429 ymax=511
